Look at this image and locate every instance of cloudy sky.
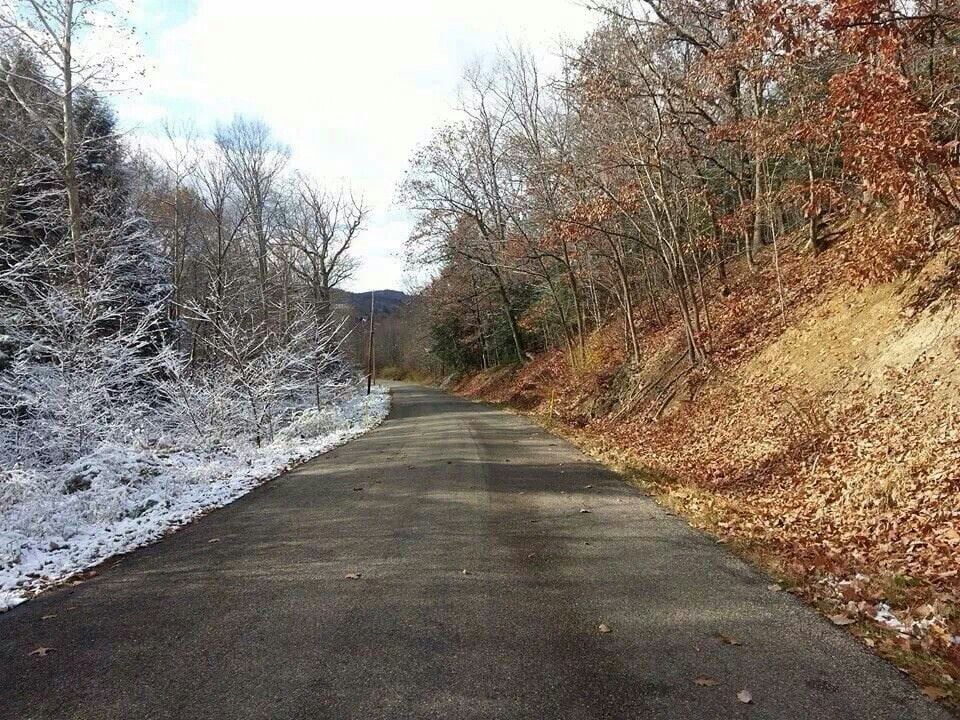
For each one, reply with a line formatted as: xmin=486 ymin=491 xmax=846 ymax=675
xmin=116 ymin=0 xmax=596 ymax=292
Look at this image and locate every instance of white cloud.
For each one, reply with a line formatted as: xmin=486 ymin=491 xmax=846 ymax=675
xmin=115 ymin=0 xmax=595 ymax=291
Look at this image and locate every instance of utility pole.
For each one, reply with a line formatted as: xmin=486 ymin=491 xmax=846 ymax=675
xmin=366 ymin=290 xmax=376 ymax=395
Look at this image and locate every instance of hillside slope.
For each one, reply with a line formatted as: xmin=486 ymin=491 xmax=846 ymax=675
xmin=456 ymin=243 xmax=960 ymax=708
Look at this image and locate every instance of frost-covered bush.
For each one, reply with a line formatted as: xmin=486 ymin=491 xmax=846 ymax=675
xmin=170 ymin=295 xmax=358 ymax=448
xmin=0 ymin=230 xmax=173 ymax=465
xmin=0 ymin=242 xmax=383 ymax=609
xmin=0 ymin=233 xmax=360 ymax=466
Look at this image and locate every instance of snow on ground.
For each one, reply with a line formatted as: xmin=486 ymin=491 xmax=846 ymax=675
xmin=0 ymin=386 xmax=390 ymax=612
xmin=872 ymin=603 xmax=928 ymax=635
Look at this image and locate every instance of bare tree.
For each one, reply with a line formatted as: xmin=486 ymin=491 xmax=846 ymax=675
xmin=215 ymin=116 xmax=290 ymax=326
xmin=402 ymin=116 xmax=527 ymax=363
xmin=193 ymin=145 xmax=247 ymax=330
xmin=280 ymin=174 xmax=367 ymax=321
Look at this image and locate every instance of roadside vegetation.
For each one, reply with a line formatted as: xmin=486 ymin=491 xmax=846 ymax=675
xmin=398 ymin=0 xmax=960 ymax=707
xmin=0 ymin=0 xmax=387 ymax=609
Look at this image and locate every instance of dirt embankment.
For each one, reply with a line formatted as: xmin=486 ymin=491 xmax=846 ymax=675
xmin=456 ymin=245 xmax=960 ymax=708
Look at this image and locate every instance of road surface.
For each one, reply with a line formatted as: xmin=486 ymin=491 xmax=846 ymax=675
xmin=0 ymin=384 xmax=949 ymax=719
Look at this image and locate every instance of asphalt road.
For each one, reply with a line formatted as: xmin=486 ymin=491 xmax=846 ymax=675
xmin=0 ymin=384 xmax=950 ymax=719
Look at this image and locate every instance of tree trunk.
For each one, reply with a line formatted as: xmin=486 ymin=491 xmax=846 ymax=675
xmin=610 ymin=239 xmax=640 ymax=365
xmin=540 ymin=261 xmax=577 ymax=366
xmin=61 ymin=1 xmax=84 ymax=288
xmin=750 ymin=154 xmax=764 ymax=265
xmin=561 ymin=241 xmax=587 ymax=361
xmin=491 ymin=269 xmax=524 ymax=363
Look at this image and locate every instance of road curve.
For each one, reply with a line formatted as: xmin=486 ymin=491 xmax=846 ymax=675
xmin=0 ymin=384 xmax=949 ymax=719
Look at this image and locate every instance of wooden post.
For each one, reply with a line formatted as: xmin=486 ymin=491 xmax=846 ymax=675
xmin=366 ymin=291 xmax=376 ymax=395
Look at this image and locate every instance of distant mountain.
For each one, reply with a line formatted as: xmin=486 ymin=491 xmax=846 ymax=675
xmin=332 ymin=289 xmax=411 ymax=318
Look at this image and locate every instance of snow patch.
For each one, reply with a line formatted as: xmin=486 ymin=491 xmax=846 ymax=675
xmin=870 ymin=601 xmax=944 ymax=639
xmin=0 ymin=387 xmax=390 ymax=612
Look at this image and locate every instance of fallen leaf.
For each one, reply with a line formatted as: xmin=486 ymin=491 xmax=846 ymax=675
xmin=29 ymin=647 xmax=54 ymax=657
xmin=941 ymin=528 xmax=960 ymax=544
xmin=695 ymin=677 xmax=720 ymax=687
xmin=344 ymin=573 xmax=362 ymax=580
xmin=717 ymin=633 xmax=743 ymax=646
xmin=598 ymin=623 xmax=612 ymax=634
xmin=737 ymin=689 xmax=753 ymax=704
xmin=922 ymin=686 xmax=949 ymax=701
xmin=830 ymin=615 xmax=857 ymax=626
xmin=767 ymin=584 xmax=783 ymax=592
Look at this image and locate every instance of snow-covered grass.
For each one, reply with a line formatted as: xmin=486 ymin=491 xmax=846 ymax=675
xmin=0 ymin=385 xmax=390 ymax=612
